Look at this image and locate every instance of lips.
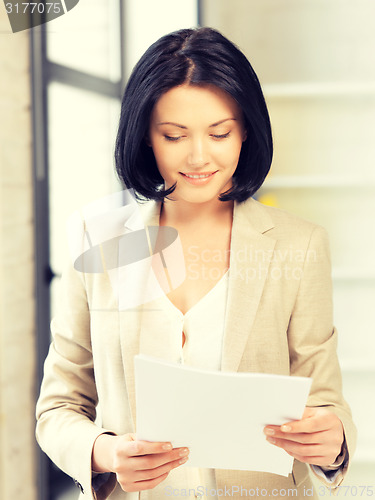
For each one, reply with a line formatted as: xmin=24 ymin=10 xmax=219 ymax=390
xmin=180 ymin=171 xmax=217 ymax=179
xmin=179 ymin=171 xmax=218 ymax=185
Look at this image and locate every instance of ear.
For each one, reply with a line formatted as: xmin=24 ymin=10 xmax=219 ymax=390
xmin=242 ymin=129 xmax=248 ymax=142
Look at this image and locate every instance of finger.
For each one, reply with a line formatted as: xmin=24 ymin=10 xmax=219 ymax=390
xmin=266 ymin=436 xmax=324 ymax=458
xmin=277 ymin=410 xmax=335 ymax=434
xmin=280 ymin=418 xmax=334 ymax=435
xmin=301 ymin=407 xmax=319 ymax=419
xmin=285 ymin=407 xmax=343 ymax=435
xmin=134 ymin=472 xmax=170 ymax=491
xmin=264 ymin=409 xmax=329 ymax=436
xmin=120 ymin=471 xmax=170 ymax=492
xmin=266 ymin=435 xmax=340 ymax=466
xmin=131 ymin=447 xmax=190 ymax=471
xmin=264 ymin=427 xmax=328 ymax=444
xmin=119 ymin=453 xmax=190 ymax=493
xmin=125 ymin=440 xmax=176 ymax=457
xmin=134 ymin=454 xmax=189 ymax=481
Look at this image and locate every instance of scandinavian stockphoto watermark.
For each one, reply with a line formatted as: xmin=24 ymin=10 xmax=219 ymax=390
xmin=186 ymin=245 xmax=317 ymax=283
xmin=4 ymin=0 xmax=80 ymax=33
xmin=67 ymin=189 xmax=317 ymax=309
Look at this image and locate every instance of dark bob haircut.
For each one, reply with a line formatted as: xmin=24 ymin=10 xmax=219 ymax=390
xmin=115 ymin=27 xmax=273 ymax=202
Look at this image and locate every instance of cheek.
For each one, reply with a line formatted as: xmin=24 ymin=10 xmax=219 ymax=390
xmin=152 ymin=144 xmax=179 ymax=178
xmin=216 ymin=140 xmax=243 ymax=168
xmin=151 ymin=142 xmax=167 ymax=167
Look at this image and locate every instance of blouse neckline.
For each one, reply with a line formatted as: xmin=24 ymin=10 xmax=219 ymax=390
xmin=162 ymin=269 xmax=229 ymax=318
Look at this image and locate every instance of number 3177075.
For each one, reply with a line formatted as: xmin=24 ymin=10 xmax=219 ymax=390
xmin=5 ymin=3 xmax=62 ymax=14
xmin=318 ymin=486 xmax=374 ymax=497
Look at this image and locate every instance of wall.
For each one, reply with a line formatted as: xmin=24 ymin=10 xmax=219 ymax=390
xmin=0 ymin=6 xmax=37 ymax=500
xmin=202 ymin=0 xmax=375 ymax=486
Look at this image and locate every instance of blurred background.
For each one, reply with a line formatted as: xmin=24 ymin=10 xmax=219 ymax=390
xmin=0 ymin=0 xmax=374 ymax=498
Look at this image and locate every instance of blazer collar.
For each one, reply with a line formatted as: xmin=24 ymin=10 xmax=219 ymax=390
xmin=136 ymin=196 xmax=275 ymax=231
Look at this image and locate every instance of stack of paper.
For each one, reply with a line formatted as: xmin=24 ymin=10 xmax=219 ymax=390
xmin=135 ymin=355 xmax=312 ymax=477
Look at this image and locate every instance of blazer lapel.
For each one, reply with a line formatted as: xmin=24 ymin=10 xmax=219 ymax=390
xmin=119 ymin=200 xmax=161 ymax=429
xmin=221 ymin=198 xmax=276 ymax=373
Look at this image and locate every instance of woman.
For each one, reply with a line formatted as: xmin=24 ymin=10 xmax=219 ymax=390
xmin=36 ymin=27 xmax=356 ymax=500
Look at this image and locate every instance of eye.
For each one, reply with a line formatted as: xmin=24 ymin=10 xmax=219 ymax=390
xmin=164 ymin=135 xmax=182 ymax=142
xmin=211 ymin=132 xmax=230 ymax=140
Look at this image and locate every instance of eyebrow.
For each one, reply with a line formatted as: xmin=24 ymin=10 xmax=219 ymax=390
xmin=157 ymin=118 xmax=236 ymax=129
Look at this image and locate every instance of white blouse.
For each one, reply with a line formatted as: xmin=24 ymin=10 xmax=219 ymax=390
xmin=139 ymin=270 xmax=229 ymax=500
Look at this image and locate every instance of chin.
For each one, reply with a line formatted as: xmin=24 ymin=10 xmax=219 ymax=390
xmin=178 ymin=191 xmax=224 ymax=205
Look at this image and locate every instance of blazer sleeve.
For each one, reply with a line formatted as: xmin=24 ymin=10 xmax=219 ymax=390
xmin=287 ymin=225 xmax=357 ymax=488
xmin=35 ymin=262 xmax=117 ymax=500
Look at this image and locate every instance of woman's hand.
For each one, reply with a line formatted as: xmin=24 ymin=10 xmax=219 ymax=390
xmin=263 ymin=407 xmax=344 ymax=467
xmin=92 ymin=433 xmax=189 ymax=492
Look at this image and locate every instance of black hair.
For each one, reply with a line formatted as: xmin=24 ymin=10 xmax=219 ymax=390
xmin=115 ymin=27 xmax=273 ymax=202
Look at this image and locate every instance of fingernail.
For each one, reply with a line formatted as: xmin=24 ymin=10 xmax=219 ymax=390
xmin=281 ymin=425 xmax=291 ymax=432
xmin=265 ymin=428 xmax=274 ymax=436
xmin=267 ymin=437 xmax=276 ymax=444
xmin=179 ymin=456 xmax=188 ymax=464
xmin=163 ymin=443 xmax=172 ymax=451
xmin=179 ymin=448 xmax=189 ymax=457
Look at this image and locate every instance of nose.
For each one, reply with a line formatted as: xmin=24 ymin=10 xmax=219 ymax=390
xmin=187 ymin=137 xmax=209 ymax=167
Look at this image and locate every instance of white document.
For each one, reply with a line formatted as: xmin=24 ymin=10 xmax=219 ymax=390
xmin=134 ymin=354 xmax=312 ymax=477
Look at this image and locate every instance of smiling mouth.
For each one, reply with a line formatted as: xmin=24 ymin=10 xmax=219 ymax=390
xmin=180 ymin=171 xmax=217 ymax=179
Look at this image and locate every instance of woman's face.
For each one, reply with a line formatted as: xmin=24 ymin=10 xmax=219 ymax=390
xmin=148 ymin=84 xmax=247 ymax=205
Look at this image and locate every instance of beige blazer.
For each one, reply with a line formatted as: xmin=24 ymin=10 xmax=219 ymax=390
xmin=36 ymin=197 xmax=356 ymax=500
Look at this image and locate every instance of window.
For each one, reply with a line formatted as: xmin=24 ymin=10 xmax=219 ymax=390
xmin=32 ymin=3 xmax=200 ymax=498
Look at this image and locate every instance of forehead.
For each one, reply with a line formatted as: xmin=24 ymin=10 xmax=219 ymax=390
xmin=150 ymin=84 xmax=243 ymax=124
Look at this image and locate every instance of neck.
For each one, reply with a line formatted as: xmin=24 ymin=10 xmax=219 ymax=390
xmin=160 ymin=197 xmax=234 ymax=228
